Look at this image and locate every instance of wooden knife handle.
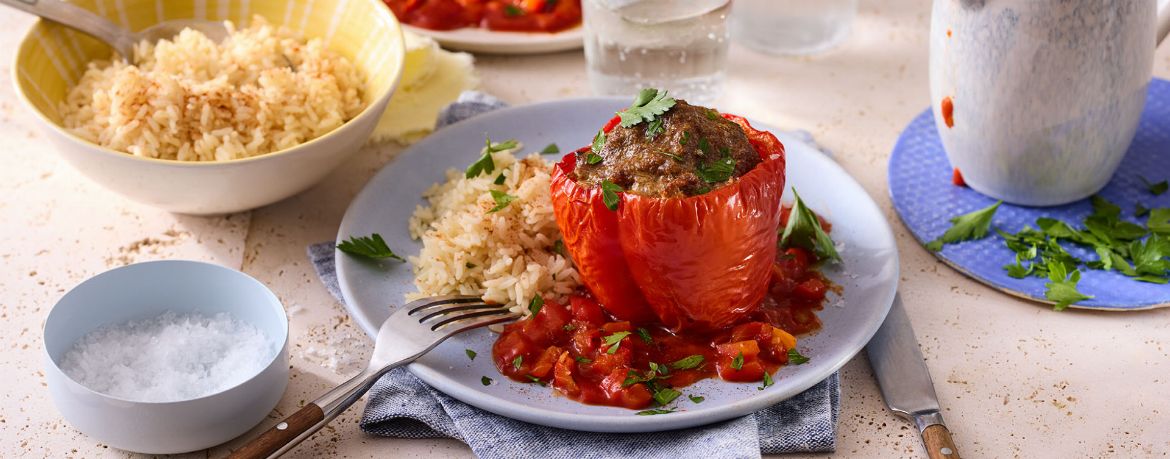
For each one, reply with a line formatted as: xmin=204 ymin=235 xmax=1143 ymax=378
xmin=921 ymin=424 xmax=960 ymax=459
xmin=228 ymin=403 xmax=325 ymax=459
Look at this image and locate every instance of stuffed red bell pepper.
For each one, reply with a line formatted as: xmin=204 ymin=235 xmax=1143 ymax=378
xmin=550 ymin=89 xmax=786 ymax=332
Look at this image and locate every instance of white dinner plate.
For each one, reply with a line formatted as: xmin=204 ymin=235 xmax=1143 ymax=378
xmin=335 ymin=98 xmax=899 ymax=432
xmin=403 ymin=24 xmax=583 ymax=54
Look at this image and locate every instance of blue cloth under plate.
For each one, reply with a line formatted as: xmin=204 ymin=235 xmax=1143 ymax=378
xmin=307 ymin=92 xmax=841 ymax=459
xmin=889 ymin=79 xmax=1170 ymax=309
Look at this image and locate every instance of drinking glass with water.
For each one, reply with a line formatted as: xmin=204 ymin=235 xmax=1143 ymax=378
xmin=583 ymin=0 xmax=730 ymax=105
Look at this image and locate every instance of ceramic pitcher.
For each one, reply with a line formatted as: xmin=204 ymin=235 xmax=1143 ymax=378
xmin=930 ymin=0 xmax=1170 ymax=206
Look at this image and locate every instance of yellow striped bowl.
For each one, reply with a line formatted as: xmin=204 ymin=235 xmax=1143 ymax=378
xmin=13 ymin=0 xmax=405 ymax=214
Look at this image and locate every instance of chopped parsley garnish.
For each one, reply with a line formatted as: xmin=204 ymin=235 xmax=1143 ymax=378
xmin=337 ymin=233 xmax=405 ymax=262
xmin=553 ymin=239 xmax=570 ymax=258
xmin=575 ymin=356 xmax=593 ymax=364
xmin=636 ymin=328 xmax=653 ymax=344
xmin=653 ymin=387 xmax=682 ymax=406
xmin=1139 ymin=176 xmax=1168 ymax=196
xmin=697 ymin=138 xmax=712 ymax=156
xmin=645 ymin=118 xmax=665 ymax=140
xmin=603 ymin=331 xmax=631 ymax=354
xmin=528 ymin=294 xmax=544 ymax=316
xmin=1045 ymin=262 xmax=1093 ymax=311
xmin=658 ymin=151 xmax=685 ymax=161
xmin=466 ymin=262 xmax=476 ymax=269
xmin=481 ymin=376 xmax=492 ymax=386
xmin=526 ymin=375 xmax=546 ymax=386
xmin=512 ymin=355 xmax=523 ymax=371
xmin=788 ymin=349 xmax=810 ymax=365
xmin=705 ymin=109 xmax=719 ymax=120
xmin=1136 ymin=203 xmax=1150 ymax=218
xmin=688 ymin=395 xmax=705 ymax=404
xmin=465 ymin=349 xmax=477 ymax=360
xmin=584 ymin=152 xmax=604 ymax=165
xmin=680 ymin=131 xmax=692 ymax=146
xmin=540 ymin=143 xmax=560 ymax=154
xmin=592 ymin=130 xmax=606 ymax=154
xmin=601 ymin=180 xmax=623 ymax=211
xmin=503 ymin=4 xmax=524 ymax=16
xmin=1150 ymin=208 xmax=1170 ymax=235
xmin=636 ymin=408 xmax=675 ymax=416
xmin=493 ymin=173 xmax=507 ymax=185
xmin=669 ymin=355 xmax=704 ymax=370
xmin=488 ymin=190 xmax=517 ymax=213
xmin=696 ymin=152 xmax=736 ymax=184
xmin=926 ymin=200 xmax=1002 ymax=251
xmin=465 ymin=137 xmax=517 ymax=178
xmin=730 ymin=352 xmax=744 ymax=370
xmin=780 ymin=190 xmax=841 ymax=262
xmin=563 ymin=323 xmax=577 ymax=331
xmin=758 ymin=372 xmax=774 ymax=390
xmin=618 ymin=88 xmax=676 ymax=128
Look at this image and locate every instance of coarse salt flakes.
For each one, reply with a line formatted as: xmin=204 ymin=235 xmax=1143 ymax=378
xmin=59 ymin=311 xmax=275 ymax=403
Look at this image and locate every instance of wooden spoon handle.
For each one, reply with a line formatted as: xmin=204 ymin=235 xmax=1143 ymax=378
xmin=921 ymin=424 xmax=960 ymax=459
xmin=228 ymin=403 xmax=325 ymax=459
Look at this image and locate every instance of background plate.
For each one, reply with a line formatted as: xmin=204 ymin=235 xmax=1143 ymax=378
xmin=404 ymin=24 xmax=582 ymax=54
xmin=336 ymin=98 xmax=899 ymax=432
xmin=888 ymin=79 xmax=1170 ymax=310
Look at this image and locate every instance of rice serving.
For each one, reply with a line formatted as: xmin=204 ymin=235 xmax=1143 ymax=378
xmin=408 ymin=145 xmax=580 ymax=315
xmin=60 ymin=16 xmax=365 ymax=161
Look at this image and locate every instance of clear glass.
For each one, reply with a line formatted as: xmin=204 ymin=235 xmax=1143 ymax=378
xmin=583 ymin=0 xmax=731 ymax=105
xmin=731 ymin=0 xmax=858 ymax=56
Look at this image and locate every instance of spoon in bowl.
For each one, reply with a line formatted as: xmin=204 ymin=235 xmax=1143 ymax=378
xmin=0 ymin=0 xmax=226 ymax=62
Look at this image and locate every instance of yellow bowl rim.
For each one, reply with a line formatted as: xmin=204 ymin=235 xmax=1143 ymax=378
xmin=11 ymin=0 xmax=406 ymax=168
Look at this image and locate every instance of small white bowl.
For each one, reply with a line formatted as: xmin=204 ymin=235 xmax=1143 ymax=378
xmin=43 ymin=260 xmax=289 ymax=454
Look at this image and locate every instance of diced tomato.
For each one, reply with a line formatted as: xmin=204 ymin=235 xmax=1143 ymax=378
xmin=570 ymin=295 xmax=607 ymax=326
xmin=589 ymin=346 xmax=631 ymax=376
xmin=769 ymin=326 xmax=797 ymax=362
xmin=518 ymin=300 xmax=571 ymax=344
xmin=729 ymin=322 xmax=772 ymax=344
xmin=530 ymin=346 xmax=562 ymax=379
xmin=553 ymin=351 xmax=580 ymax=396
xmin=715 ymin=341 xmax=765 ymax=382
xmin=600 ymin=368 xmax=653 ymax=408
xmin=794 ymin=277 xmax=828 ymax=302
xmin=491 ymin=329 xmax=534 ymax=377
xmin=601 ymin=321 xmax=633 ymax=334
xmin=570 ymin=327 xmax=600 ymax=356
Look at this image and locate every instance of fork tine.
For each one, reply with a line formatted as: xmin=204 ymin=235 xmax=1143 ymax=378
xmin=404 ymin=294 xmax=483 ymax=314
xmin=433 ymin=312 xmax=523 ymax=335
xmin=428 ymin=307 xmax=516 ymax=331
xmin=415 ymin=303 xmax=501 ymax=323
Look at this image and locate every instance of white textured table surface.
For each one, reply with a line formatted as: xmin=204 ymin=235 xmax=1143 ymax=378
xmin=3 ymin=1 xmax=1170 ymax=458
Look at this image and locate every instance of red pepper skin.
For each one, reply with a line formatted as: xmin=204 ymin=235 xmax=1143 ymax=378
xmin=549 ymin=114 xmax=786 ymax=331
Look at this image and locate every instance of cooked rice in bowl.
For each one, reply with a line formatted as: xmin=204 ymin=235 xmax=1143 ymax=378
xmin=408 ymin=145 xmax=580 ymax=315
xmin=60 ymin=16 xmax=365 ymax=162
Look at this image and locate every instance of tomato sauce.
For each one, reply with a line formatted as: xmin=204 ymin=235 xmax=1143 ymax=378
xmin=385 ymin=0 xmax=582 ymax=33
xmin=491 ymin=244 xmax=829 ymax=410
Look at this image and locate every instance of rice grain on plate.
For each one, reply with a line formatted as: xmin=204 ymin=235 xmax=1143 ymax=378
xmin=60 ymin=16 xmax=365 ymax=161
xmin=408 ymin=147 xmax=580 ymax=315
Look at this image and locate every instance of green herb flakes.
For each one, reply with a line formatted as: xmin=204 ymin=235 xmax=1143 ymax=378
xmin=493 ymin=173 xmax=507 ymax=185
xmin=636 ymin=328 xmax=653 ymax=344
xmin=759 ymin=372 xmax=774 ymax=390
xmin=659 ymin=151 xmax=685 ymax=161
xmin=465 ymin=349 xmax=477 ymax=360
xmin=680 ymin=131 xmax=692 ymax=146
xmin=465 ymin=137 xmax=516 ymax=178
xmin=696 ymin=153 xmax=736 ymax=184
xmin=337 ymin=233 xmax=405 ymax=262
xmin=1139 ymin=176 xmax=1168 ymax=196
xmin=603 ymin=331 xmax=632 ymax=354
xmin=585 ymin=152 xmax=604 ymax=165
xmin=669 ymin=355 xmax=705 ymax=370
xmin=618 ymin=88 xmax=676 ymax=128
xmin=504 ymin=4 xmax=523 ymax=16
xmin=927 ymin=201 xmax=1002 ymax=251
xmin=697 ymin=137 xmax=712 ymax=156
xmin=788 ymin=349 xmax=810 ymax=365
xmin=481 ymin=376 xmax=492 ymax=386
xmin=1044 ymin=262 xmax=1093 ymax=311
xmin=653 ymin=387 xmax=682 ymax=406
xmin=488 ymin=190 xmax=518 ymax=213
xmin=575 ymin=356 xmax=593 ymax=364
xmin=540 ymin=143 xmax=560 ymax=154
xmin=592 ymin=130 xmax=606 ymax=154
xmin=645 ymin=118 xmax=665 ymax=140
xmin=563 ymin=323 xmax=577 ymax=332
xmin=636 ymin=409 xmax=675 ymax=416
xmin=512 ymin=356 xmax=523 ymax=371
xmin=601 ymin=180 xmax=623 ymax=211
xmin=688 ymin=395 xmax=705 ymax=404
xmin=528 ymin=295 xmax=544 ymax=316
xmin=731 ymin=352 xmax=744 ymax=370
xmin=780 ymin=190 xmax=841 ymax=262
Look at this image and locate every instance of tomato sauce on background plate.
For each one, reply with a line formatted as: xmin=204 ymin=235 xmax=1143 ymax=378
xmin=385 ymin=0 xmax=582 ymax=33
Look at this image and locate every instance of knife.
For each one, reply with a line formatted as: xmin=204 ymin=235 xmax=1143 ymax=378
xmin=866 ymin=294 xmax=960 ymax=459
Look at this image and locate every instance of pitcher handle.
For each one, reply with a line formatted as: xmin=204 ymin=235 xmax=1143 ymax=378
xmin=1158 ymin=0 xmax=1170 ymax=44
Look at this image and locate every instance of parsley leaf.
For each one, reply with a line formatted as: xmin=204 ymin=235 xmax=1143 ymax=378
xmin=337 ymin=233 xmax=405 ymax=262
xmin=528 ymin=294 xmax=544 ymax=316
xmin=1149 ymin=208 xmax=1170 ymax=235
xmin=488 ymin=190 xmax=517 ymax=213
xmin=481 ymin=376 xmax=492 ymax=386
xmin=758 ymin=372 xmax=774 ymax=390
xmin=618 ymin=88 xmax=676 ymax=128
xmin=705 ymin=109 xmax=719 ymax=120
xmin=788 ymin=349 xmax=810 ymax=365
xmin=688 ymin=394 xmax=705 ymax=404
xmin=669 ymin=355 xmax=705 ymax=370
xmin=680 ymin=131 xmax=691 ymax=146
xmin=525 ymin=375 xmax=546 ymax=385
xmin=512 ymin=355 xmax=523 ymax=371
xmin=504 ymin=4 xmax=523 ymax=16
xmin=731 ymin=352 xmax=744 ymax=370
xmin=1044 ymin=262 xmax=1093 ymax=311
xmin=602 ymin=331 xmax=631 ymax=354
xmin=563 ymin=323 xmax=577 ymax=331
xmin=592 ymin=130 xmax=606 ymax=154
xmin=540 ymin=143 xmax=560 ymax=154
xmin=780 ymin=189 xmax=841 ymax=262
xmin=465 ymin=137 xmax=516 ymax=178
xmin=601 ymin=180 xmax=623 ymax=211
xmin=584 ymin=152 xmax=604 ymax=165
xmin=697 ymin=138 xmax=712 ymax=156
xmin=645 ymin=118 xmax=665 ymax=140
xmin=465 ymin=349 xmax=477 ymax=360
xmin=1139 ymin=176 xmax=1168 ymax=196
xmin=636 ymin=328 xmax=653 ymax=344
xmin=1136 ymin=203 xmax=1150 ymax=218
xmin=658 ymin=151 xmax=684 ymax=161
xmin=653 ymin=387 xmax=682 ymax=406
xmin=636 ymin=409 xmax=675 ymax=416
xmin=696 ymin=153 xmax=736 ymax=184
xmin=927 ymin=200 xmax=1002 ymax=251
xmin=493 ymin=173 xmax=507 ymax=185
xmin=575 ymin=356 xmax=593 ymax=364
xmin=553 ymin=239 xmax=570 ymax=258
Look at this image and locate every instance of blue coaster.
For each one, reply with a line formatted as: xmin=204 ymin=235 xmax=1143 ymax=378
xmin=889 ymin=79 xmax=1170 ymax=311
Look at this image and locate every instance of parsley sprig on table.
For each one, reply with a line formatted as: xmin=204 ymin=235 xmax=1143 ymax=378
xmin=337 ymin=233 xmax=404 ymax=262
xmin=618 ymin=88 xmax=676 ymax=128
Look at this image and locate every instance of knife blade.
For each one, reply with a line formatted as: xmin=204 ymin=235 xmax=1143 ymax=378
xmin=866 ymin=293 xmax=961 ymax=459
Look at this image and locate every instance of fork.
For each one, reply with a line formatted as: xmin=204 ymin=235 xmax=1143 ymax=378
xmin=228 ymin=295 xmax=521 ymax=459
